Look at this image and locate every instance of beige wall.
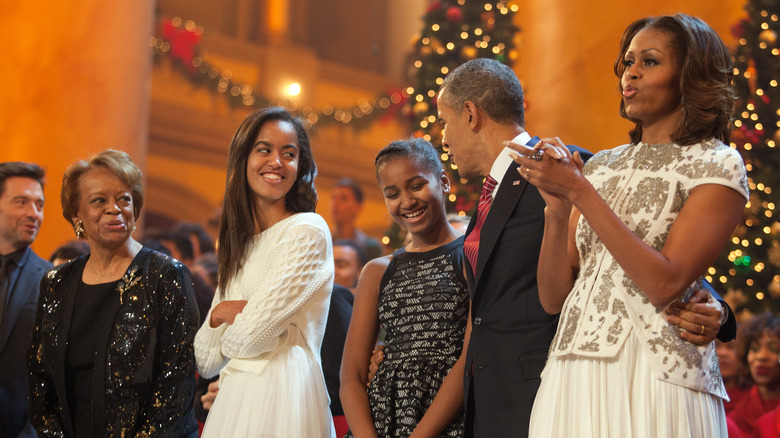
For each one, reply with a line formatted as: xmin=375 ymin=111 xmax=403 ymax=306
xmin=514 ymin=1 xmax=745 ymax=152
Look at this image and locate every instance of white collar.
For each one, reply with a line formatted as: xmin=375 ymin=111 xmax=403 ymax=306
xmin=486 ymin=131 xmax=532 ymax=198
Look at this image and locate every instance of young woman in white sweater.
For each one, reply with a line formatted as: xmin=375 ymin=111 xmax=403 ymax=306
xmin=194 ymin=107 xmax=336 ymax=437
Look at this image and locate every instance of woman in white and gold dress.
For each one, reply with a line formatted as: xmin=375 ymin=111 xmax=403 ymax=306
xmin=511 ymin=14 xmax=748 ymax=437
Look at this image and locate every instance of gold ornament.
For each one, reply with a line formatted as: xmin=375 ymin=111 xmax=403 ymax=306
xmin=769 ymin=241 xmax=780 ymax=267
xmin=461 ymin=46 xmax=478 ymax=60
xmin=771 ymin=221 xmax=780 ymax=238
xmin=758 ymin=29 xmax=778 ymax=46
xmin=413 ymin=101 xmax=430 ymax=116
xmin=773 ymin=128 xmax=780 ymax=144
xmin=769 ymin=277 xmax=780 ymax=298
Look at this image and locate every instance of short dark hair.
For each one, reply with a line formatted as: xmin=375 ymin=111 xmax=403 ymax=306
xmin=334 ymin=178 xmax=364 ymax=205
xmin=333 ymin=238 xmax=368 ymax=267
xmin=175 ymin=221 xmax=215 ymax=254
xmin=61 ymin=149 xmax=144 ymax=226
xmin=375 ymin=137 xmax=444 ymax=181
xmin=48 ymin=240 xmax=90 ymax=263
xmin=439 ymin=58 xmax=525 ymax=126
xmin=0 ymin=162 xmax=45 ymax=198
xmin=614 ymin=14 xmax=735 ymax=145
xmin=152 ymin=229 xmax=194 ymax=262
xmin=139 ymin=237 xmax=172 ymax=256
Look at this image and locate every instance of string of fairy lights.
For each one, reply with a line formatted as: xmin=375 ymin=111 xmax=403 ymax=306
xmin=708 ymin=4 xmax=780 ymax=310
xmin=151 ymin=2 xmax=520 ymax=225
xmin=149 ymin=16 xmax=407 ymax=129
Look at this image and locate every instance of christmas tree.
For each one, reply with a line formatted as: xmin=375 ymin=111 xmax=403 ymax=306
xmin=709 ymin=1 xmax=780 ymax=313
xmin=406 ymin=0 xmax=520 ymax=217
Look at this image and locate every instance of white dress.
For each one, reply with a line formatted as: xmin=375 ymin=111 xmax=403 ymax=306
xmin=194 ymin=213 xmax=337 ymax=438
xmin=529 ymin=140 xmax=749 ymax=437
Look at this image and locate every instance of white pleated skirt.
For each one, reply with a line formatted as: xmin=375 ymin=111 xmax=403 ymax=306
xmin=201 ymin=343 xmax=336 ymax=438
xmin=529 ymin=331 xmax=727 ymax=438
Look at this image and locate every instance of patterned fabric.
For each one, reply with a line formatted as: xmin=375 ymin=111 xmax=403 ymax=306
xmin=347 ymin=237 xmax=469 ymax=438
xmin=548 ymin=139 xmax=748 ymax=398
xmin=463 ymin=176 xmax=497 ymax=274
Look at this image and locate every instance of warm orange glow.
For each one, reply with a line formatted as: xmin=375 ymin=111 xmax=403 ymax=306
xmin=267 ymin=0 xmax=289 ymax=36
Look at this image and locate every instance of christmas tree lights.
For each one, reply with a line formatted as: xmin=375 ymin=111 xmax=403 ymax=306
xmin=406 ymin=0 xmax=520 ymax=216
xmin=710 ymin=1 xmax=780 ymax=312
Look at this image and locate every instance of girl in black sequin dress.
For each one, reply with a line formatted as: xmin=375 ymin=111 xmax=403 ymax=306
xmin=341 ymin=138 xmax=470 ymax=438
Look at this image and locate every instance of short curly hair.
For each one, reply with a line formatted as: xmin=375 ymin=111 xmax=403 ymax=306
xmin=61 ymin=149 xmax=144 ymax=226
xmin=614 ymin=14 xmax=735 ymax=145
xmin=439 ymin=58 xmax=525 ymax=127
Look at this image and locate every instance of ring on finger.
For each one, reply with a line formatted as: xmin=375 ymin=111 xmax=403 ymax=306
xmin=531 ymin=150 xmax=544 ymax=162
xmin=699 ymin=324 xmax=705 ymax=335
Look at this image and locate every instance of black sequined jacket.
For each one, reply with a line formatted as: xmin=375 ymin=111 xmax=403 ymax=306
xmin=28 ymin=247 xmax=199 ymax=437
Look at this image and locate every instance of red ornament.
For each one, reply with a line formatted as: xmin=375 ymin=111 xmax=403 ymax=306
xmin=446 ymin=6 xmax=464 ymax=23
xmin=427 ymin=1 xmax=442 ymax=14
xmin=481 ymin=11 xmax=496 ymax=31
xmin=731 ymin=19 xmax=747 ymax=39
xmin=162 ymin=20 xmax=201 ymax=72
xmin=455 ymin=197 xmax=475 ymax=213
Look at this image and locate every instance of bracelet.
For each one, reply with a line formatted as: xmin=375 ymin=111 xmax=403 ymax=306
xmin=719 ymin=302 xmax=729 ymax=326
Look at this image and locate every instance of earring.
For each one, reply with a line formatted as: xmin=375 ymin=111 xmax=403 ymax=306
xmin=131 ymin=224 xmax=137 ymax=234
xmin=74 ymin=220 xmax=85 ymax=239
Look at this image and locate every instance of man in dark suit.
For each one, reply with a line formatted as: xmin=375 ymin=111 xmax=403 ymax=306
xmin=0 ymin=162 xmax=51 ymax=438
xmin=321 ymin=283 xmax=353 ymax=417
xmin=437 ymin=59 xmax=735 ymax=437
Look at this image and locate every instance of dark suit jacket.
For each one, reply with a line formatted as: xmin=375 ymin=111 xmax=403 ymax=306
xmin=321 ymin=284 xmax=354 ymax=416
xmin=463 ymin=144 xmax=593 ymax=438
xmin=0 ymin=247 xmax=51 ymax=438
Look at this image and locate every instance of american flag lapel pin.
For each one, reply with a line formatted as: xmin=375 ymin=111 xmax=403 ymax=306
xmin=513 ymin=180 xmax=521 ymax=185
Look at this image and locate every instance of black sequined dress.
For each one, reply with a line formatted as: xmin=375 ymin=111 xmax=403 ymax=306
xmin=347 ymin=237 xmax=469 ymax=438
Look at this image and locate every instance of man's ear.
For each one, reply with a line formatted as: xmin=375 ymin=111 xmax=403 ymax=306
xmin=464 ymin=101 xmax=479 ymax=129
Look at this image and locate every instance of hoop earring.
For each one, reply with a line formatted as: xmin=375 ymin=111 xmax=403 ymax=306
xmin=74 ymin=220 xmax=85 ymax=239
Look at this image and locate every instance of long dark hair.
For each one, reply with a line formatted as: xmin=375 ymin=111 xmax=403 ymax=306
xmin=614 ymin=14 xmax=735 ymax=145
xmin=217 ymin=107 xmax=317 ymax=294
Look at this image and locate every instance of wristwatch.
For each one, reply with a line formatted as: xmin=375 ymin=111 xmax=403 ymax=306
xmin=719 ymin=302 xmax=729 ymax=326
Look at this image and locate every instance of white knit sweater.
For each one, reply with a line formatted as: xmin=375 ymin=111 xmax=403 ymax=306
xmin=194 ymin=212 xmax=334 ymax=378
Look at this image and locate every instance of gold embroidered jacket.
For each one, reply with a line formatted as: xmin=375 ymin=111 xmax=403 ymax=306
xmin=549 ymin=139 xmax=748 ymax=398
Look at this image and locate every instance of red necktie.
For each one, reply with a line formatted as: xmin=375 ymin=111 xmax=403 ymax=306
xmin=464 ymin=176 xmax=497 ymax=275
